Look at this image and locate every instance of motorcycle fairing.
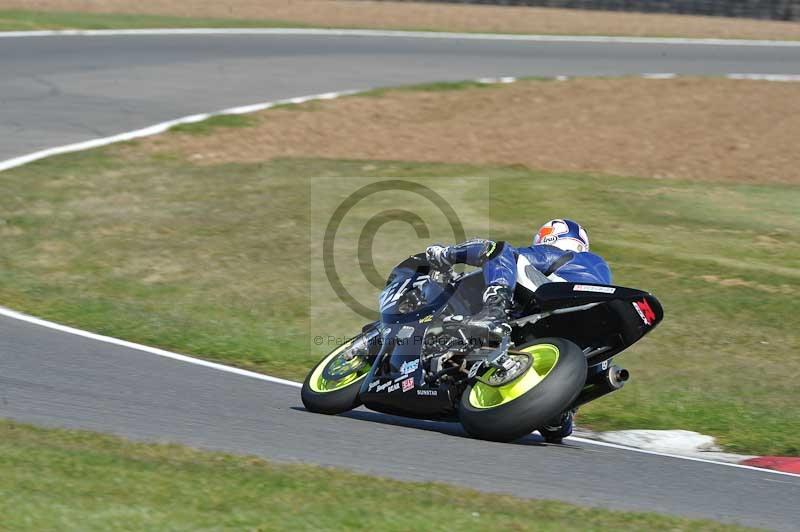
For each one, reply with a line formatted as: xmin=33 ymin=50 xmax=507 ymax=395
xmin=379 ymin=255 xmax=454 ymax=324
xmin=358 ymin=320 xmax=458 ymax=419
xmin=514 ymin=281 xmax=664 ymax=364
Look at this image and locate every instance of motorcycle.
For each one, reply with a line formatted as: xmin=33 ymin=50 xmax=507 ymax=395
xmin=302 ymin=253 xmax=663 ymax=442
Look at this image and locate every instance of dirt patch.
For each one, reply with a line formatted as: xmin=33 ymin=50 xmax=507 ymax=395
xmin=698 ymin=275 xmax=797 ymax=295
xmin=4 ymin=0 xmax=800 ymax=40
xmin=135 ymin=78 xmax=800 ymax=184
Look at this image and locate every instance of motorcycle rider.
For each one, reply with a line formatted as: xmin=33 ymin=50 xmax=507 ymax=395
xmin=425 ymin=218 xmax=612 ymax=442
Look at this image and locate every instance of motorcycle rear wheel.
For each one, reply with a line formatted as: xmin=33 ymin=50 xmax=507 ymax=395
xmin=301 ymin=336 xmax=372 ymax=415
xmin=459 ymin=337 xmax=586 ymax=442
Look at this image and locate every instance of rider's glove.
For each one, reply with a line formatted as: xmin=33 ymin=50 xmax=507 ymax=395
xmin=425 ymin=245 xmax=452 ymax=269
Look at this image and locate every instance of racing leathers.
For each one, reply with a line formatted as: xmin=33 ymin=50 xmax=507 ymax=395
xmin=426 ymin=239 xmax=612 ymax=332
xmin=439 ymin=238 xmax=611 ymax=289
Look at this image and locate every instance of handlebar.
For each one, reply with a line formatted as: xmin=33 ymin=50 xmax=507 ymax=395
xmin=427 ymin=266 xmax=453 ymax=285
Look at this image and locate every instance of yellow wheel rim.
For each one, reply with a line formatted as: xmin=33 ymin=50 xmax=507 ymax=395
xmin=468 ymin=344 xmax=560 ymax=409
xmin=309 ymin=339 xmax=371 ymax=393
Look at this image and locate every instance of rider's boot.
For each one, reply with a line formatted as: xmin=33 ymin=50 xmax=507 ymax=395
xmin=540 ymin=409 xmax=576 ymax=444
xmin=463 ymin=285 xmax=513 ymax=336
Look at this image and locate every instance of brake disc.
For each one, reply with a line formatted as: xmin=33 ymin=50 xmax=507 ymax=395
xmin=322 ymin=352 xmax=367 ymax=381
xmin=480 ymin=353 xmax=532 ymax=387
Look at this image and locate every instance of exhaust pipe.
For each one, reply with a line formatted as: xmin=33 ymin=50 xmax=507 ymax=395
xmin=608 ymin=366 xmax=629 ymax=388
xmin=570 ymin=365 xmax=629 ymax=409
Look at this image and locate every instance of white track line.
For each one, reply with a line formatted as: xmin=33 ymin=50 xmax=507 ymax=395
xmin=642 ymin=73 xmax=678 ymax=79
xmin=727 ymin=73 xmax=800 ymax=81
xmin=566 ymin=437 xmax=800 ymax=478
xmin=0 ymin=306 xmax=301 ymax=388
xmin=0 ymin=89 xmax=362 ymax=172
xmin=1 ymin=67 xmax=799 ymax=478
xmin=1 ymin=27 xmax=800 ymax=47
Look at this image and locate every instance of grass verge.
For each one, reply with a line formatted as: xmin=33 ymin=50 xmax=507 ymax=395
xmin=0 ymin=149 xmax=797 ymax=455
xmin=0 ymin=9 xmax=310 ymax=31
xmin=168 ymin=114 xmax=258 ymax=135
xmin=359 ymin=79 xmax=502 ymax=98
xmin=0 ymin=419 xmax=753 ymax=530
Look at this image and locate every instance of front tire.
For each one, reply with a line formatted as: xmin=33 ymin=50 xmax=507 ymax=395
xmin=301 ymin=337 xmax=372 ymax=415
xmin=459 ymin=337 xmax=587 ymax=442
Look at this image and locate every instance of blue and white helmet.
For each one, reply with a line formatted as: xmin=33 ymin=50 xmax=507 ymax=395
xmin=533 ymin=219 xmax=590 ymax=252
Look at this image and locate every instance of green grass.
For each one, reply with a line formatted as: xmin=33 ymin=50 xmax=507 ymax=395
xmin=273 ymin=80 xmax=505 ymax=109
xmin=360 ymin=80 xmax=502 ymax=98
xmin=168 ymin=114 xmax=257 ymax=135
xmin=0 ymin=419 xmax=753 ymax=531
xmin=0 ymin=9 xmax=312 ymax=31
xmin=0 ymin=148 xmax=798 ymax=455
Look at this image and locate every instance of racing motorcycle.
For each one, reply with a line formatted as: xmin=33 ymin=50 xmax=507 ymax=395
xmin=301 ymin=253 xmax=663 ymax=442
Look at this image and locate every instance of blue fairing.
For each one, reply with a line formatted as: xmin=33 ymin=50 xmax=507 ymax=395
xmin=379 ymin=256 xmax=454 ymax=324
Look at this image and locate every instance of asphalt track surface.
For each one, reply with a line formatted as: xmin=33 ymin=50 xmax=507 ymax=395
xmin=3 ymin=32 xmax=800 ymax=160
xmin=2 ymin=32 xmax=800 ymax=530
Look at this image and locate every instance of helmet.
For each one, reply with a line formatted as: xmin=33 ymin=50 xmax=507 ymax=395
xmin=533 ymin=219 xmax=590 ymax=252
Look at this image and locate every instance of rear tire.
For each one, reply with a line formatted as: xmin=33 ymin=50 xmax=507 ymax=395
xmin=459 ymin=337 xmax=586 ymax=442
xmin=301 ymin=337 xmax=371 ymax=415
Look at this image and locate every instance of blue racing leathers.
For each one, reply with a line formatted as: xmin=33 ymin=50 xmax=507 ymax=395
xmin=447 ymin=239 xmax=612 ymax=291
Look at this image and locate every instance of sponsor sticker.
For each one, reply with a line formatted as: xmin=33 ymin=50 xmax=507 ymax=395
xmin=573 ymin=284 xmax=616 ymax=294
xmin=396 ymin=326 xmax=415 ymax=340
xmin=416 ymin=389 xmax=438 ymax=396
xmin=632 ymin=299 xmax=656 ymax=326
xmin=387 ymin=382 xmax=400 ymax=393
xmin=401 ymin=377 xmax=415 ymax=392
xmin=399 ymin=359 xmax=419 ymax=375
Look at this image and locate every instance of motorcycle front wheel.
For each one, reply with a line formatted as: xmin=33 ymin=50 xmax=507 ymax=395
xmin=301 ymin=335 xmax=373 ymax=415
